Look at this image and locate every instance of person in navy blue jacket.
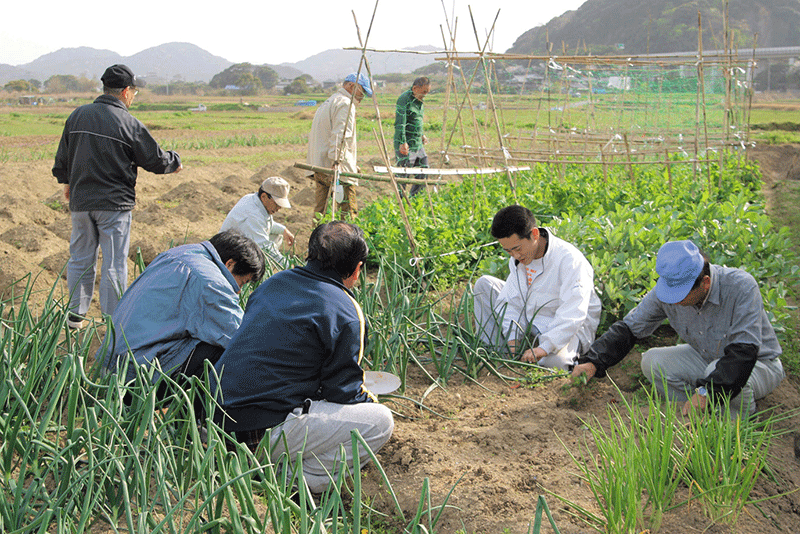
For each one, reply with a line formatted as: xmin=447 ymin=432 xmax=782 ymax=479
xmin=213 ymin=221 xmax=394 ymax=493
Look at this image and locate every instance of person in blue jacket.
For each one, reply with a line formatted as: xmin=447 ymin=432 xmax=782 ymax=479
xmin=213 ymin=221 xmax=394 ymax=493
xmin=99 ymin=230 xmax=265 ymax=393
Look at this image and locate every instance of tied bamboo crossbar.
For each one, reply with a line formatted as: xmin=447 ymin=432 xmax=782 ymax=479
xmin=294 ymin=162 xmax=529 ymax=184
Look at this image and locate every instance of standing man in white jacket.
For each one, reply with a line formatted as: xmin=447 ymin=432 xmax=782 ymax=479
xmin=306 ymin=72 xmax=373 ymax=220
xmin=473 ymin=205 xmax=601 ymax=370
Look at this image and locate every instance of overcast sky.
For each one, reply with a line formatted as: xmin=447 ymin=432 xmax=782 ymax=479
xmin=1 ymin=0 xmax=586 ymax=66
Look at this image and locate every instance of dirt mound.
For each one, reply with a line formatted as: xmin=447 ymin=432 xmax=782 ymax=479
xmin=751 ymin=143 xmax=800 ymax=181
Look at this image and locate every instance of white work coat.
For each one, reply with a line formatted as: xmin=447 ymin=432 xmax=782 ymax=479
xmin=494 ymin=231 xmax=601 ymax=355
xmin=306 ymin=88 xmax=359 ymax=185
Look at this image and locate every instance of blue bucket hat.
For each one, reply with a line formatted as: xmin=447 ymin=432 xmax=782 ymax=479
xmin=344 ymin=72 xmax=373 ymax=96
xmin=655 ymin=240 xmax=704 ymax=304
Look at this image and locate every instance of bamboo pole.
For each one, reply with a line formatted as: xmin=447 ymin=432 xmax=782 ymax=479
xmin=437 ymin=154 xmax=719 ymax=166
xmin=295 ymin=163 xmax=450 ymax=184
xmin=325 ymin=3 xmax=379 ymax=221
xmin=665 ymin=149 xmax=673 ymax=193
xmin=600 ymin=149 xmax=608 ymax=184
xmin=350 ymin=4 xmax=422 ymax=265
xmin=623 ymin=133 xmax=635 ymax=183
xmin=440 ymin=28 xmax=488 ymax=167
xmin=439 ymin=25 xmax=455 ymax=168
xmin=723 ymin=0 xmax=732 ymax=157
xmin=744 ymin=34 xmax=758 ymax=161
xmin=467 ymin=7 xmax=516 ymax=195
xmin=335 ymin=6 xmax=755 ymax=196
xmin=696 ymin=11 xmax=713 ymax=189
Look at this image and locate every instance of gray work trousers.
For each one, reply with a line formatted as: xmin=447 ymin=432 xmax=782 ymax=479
xmin=67 ymin=210 xmax=132 ymax=316
xmin=641 ymin=343 xmax=785 ymax=416
xmin=269 ymin=399 xmax=394 ymax=493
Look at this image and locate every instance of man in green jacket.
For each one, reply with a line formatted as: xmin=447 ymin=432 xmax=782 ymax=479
xmin=394 ymin=76 xmax=431 ymax=198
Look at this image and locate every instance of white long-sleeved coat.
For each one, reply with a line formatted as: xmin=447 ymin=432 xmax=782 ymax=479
xmin=493 ymin=231 xmax=601 ymax=355
xmin=306 ymin=87 xmax=359 ymax=185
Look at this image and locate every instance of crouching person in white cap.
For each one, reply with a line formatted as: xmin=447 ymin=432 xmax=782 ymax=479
xmin=572 ymin=240 xmax=785 ymax=417
xmin=220 ymin=176 xmax=295 ymax=269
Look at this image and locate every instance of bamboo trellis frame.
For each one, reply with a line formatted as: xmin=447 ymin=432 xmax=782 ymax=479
xmin=329 ymin=3 xmax=756 ymax=190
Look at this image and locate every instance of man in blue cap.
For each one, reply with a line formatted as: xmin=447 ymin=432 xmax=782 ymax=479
xmin=306 ymin=72 xmax=373 ymax=220
xmin=572 ymin=240 xmax=784 ymax=416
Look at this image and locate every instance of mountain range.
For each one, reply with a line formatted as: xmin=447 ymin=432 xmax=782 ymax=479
xmin=2 ymin=0 xmax=797 ymax=87
xmin=509 ymin=0 xmax=800 ymax=55
xmin=0 ymin=42 xmax=440 ymax=87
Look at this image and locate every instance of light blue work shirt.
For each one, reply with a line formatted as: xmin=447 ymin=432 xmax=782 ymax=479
xmin=99 ymin=241 xmax=244 ymax=382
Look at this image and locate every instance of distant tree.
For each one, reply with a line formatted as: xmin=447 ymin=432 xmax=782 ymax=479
xmin=284 ymin=77 xmax=308 ymax=95
xmin=4 ymin=80 xmax=32 ymax=92
xmin=44 ymin=74 xmax=97 ymax=93
xmin=210 ymin=63 xmax=255 ymax=89
xmin=28 ymin=79 xmax=41 ymax=90
xmin=77 ymin=76 xmax=97 ymax=92
xmin=254 ymin=66 xmax=278 ymax=90
xmin=236 ymin=72 xmax=263 ymax=95
xmin=45 ymin=75 xmax=79 ymax=93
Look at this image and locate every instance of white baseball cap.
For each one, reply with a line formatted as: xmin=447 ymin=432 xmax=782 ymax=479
xmin=260 ymin=176 xmax=291 ymax=209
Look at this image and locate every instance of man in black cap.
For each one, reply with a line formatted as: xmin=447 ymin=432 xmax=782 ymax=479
xmin=53 ymin=64 xmax=183 ymax=328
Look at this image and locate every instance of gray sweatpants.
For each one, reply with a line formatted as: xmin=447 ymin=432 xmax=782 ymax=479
xmin=269 ymin=399 xmax=394 ymax=493
xmin=641 ymin=343 xmax=785 ymax=416
xmin=67 ymin=210 xmax=132 ymax=316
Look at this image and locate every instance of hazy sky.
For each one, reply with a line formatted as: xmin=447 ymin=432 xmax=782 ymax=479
xmin=1 ymin=0 xmax=585 ymax=66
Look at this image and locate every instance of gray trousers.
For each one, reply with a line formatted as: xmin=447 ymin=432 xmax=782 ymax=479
xmin=396 ymin=146 xmax=429 ymax=198
xmin=641 ymin=344 xmax=785 ymax=416
xmin=269 ymin=400 xmax=394 ymax=493
xmin=67 ymin=210 xmax=132 ymax=316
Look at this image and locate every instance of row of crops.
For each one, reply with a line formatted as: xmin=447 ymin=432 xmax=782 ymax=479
xmin=1 ymin=156 xmax=798 ymax=532
xmin=359 ymin=156 xmax=799 ymax=346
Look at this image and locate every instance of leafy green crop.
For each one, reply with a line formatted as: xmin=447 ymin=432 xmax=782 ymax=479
xmin=359 ymin=157 xmax=800 ymax=335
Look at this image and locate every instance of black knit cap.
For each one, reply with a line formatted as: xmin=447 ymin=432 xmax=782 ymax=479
xmin=101 ymin=64 xmax=147 ymax=88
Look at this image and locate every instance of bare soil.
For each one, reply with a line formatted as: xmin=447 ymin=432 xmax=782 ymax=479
xmin=0 ymin=143 xmax=799 ymax=533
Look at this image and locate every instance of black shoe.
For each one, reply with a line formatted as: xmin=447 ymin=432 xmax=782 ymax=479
xmin=67 ymin=313 xmax=85 ymax=329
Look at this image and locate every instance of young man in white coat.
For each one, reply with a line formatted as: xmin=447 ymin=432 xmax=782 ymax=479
xmin=473 ymin=205 xmax=601 ymax=370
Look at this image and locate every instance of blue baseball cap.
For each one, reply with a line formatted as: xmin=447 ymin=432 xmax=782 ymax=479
xmin=344 ymin=72 xmax=373 ymax=96
xmin=655 ymin=240 xmax=704 ymax=304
